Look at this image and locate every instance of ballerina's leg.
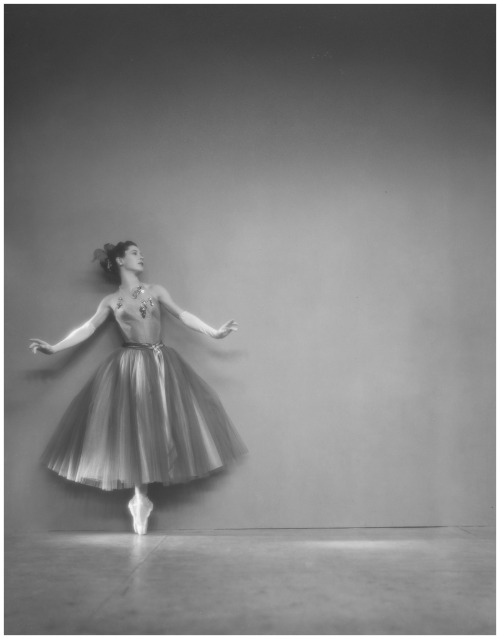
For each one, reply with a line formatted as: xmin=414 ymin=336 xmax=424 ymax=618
xmin=135 ymin=483 xmax=148 ymax=498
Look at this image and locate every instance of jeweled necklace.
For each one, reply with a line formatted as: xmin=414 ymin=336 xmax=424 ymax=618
xmin=116 ymin=283 xmax=154 ymax=319
xmin=118 ymin=283 xmax=145 ymax=300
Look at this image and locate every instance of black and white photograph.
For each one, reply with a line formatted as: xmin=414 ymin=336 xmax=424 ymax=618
xmin=4 ymin=3 xmax=495 ymax=635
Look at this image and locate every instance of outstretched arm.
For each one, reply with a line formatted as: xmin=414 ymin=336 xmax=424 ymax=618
xmin=153 ymin=284 xmax=238 ymax=339
xmin=29 ymin=296 xmax=112 ymax=355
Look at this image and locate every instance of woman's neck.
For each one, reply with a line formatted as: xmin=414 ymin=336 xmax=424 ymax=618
xmin=119 ymin=271 xmax=142 ymax=291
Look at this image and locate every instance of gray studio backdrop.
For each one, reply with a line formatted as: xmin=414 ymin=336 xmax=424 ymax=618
xmin=5 ymin=6 xmax=495 ymax=533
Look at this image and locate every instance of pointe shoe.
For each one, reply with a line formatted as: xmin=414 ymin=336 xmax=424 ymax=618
xmin=128 ymin=495 xmax=153 ymax=535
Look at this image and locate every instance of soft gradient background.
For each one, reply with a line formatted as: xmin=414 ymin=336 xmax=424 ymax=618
xmin=5 ymin=5 xmax=495 ymax=533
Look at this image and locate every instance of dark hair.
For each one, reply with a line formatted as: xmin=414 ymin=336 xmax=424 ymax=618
xmin=93 ymin=241 xmax=138 ymax=278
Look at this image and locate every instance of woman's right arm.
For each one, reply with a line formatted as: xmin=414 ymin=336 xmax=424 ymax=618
xmin=29 ymin=296 xmax=112 ymax=355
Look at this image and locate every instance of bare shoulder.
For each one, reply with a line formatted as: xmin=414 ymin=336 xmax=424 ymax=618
xmin=99 ymin=292 xmax=117 ymax=309
xmin=148 ymin=283 xmax=169 ymax=296
xmin=149 ymin=283 xmax=182 ymax=316
xmin=88 ymin=293 xmax=115 ymax=327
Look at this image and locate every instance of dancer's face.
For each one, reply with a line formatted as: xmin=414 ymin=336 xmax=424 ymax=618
xmin=119 ymin=245 xmax=144 ymax=273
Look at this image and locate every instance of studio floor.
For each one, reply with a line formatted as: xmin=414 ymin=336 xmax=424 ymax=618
xmin=5 ymin=526 xmax=495 ymax=635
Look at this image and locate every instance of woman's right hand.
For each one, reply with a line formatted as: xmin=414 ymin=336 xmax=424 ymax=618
xmin=29 ymin=339 xmax=56 ymax=355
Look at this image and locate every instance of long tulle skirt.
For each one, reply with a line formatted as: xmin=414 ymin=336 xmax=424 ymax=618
xmin=42 ymin=344 xmax=248 ymax=490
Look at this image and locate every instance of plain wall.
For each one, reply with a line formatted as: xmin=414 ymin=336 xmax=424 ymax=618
xmin=5 ymin=6 xmax=495 ymax=533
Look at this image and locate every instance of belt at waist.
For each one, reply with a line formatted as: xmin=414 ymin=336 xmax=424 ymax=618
xmin=122 ymin=341 xmax=164 ymax=351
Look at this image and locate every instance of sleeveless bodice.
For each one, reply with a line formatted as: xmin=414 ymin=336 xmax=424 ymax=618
xmin=112 ymin=285 xmax=162 ymax=343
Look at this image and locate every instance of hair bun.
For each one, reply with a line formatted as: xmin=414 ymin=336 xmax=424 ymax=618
xmin=93 ymin=244 xmax=115 ymax=274
xmin=93 ymin=241 xmax=137 ymax=278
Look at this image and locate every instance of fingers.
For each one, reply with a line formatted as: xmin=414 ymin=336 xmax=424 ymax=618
xmin=29 ymin=340 xmax=43 ymax=351
xmin=217 ymin=320 xmax=239 ymax=338
xmin=28 ymin=338 xmax=50 ymax=354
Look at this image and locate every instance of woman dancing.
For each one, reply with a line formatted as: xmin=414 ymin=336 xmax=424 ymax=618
xmin=29 ymin=241 xmax=247 ymax=535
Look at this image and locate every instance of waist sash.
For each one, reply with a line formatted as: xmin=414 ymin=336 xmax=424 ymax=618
xmin=123 ymin=341 xmax=164 ymax=355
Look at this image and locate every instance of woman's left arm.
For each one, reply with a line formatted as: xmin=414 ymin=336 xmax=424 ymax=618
xmin=153 ymin=284 xmax=238 ymax=339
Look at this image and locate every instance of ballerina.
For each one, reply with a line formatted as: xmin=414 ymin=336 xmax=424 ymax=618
xmin=29 ymin=241 xmax=247 ymax=535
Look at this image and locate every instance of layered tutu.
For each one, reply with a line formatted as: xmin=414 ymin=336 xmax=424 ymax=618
xmin=42 ymin=343 xmax=247 ymax=490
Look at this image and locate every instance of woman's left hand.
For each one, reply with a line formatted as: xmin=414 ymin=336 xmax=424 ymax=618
xmin=215 ymin=319 xmax=238 ymax=339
